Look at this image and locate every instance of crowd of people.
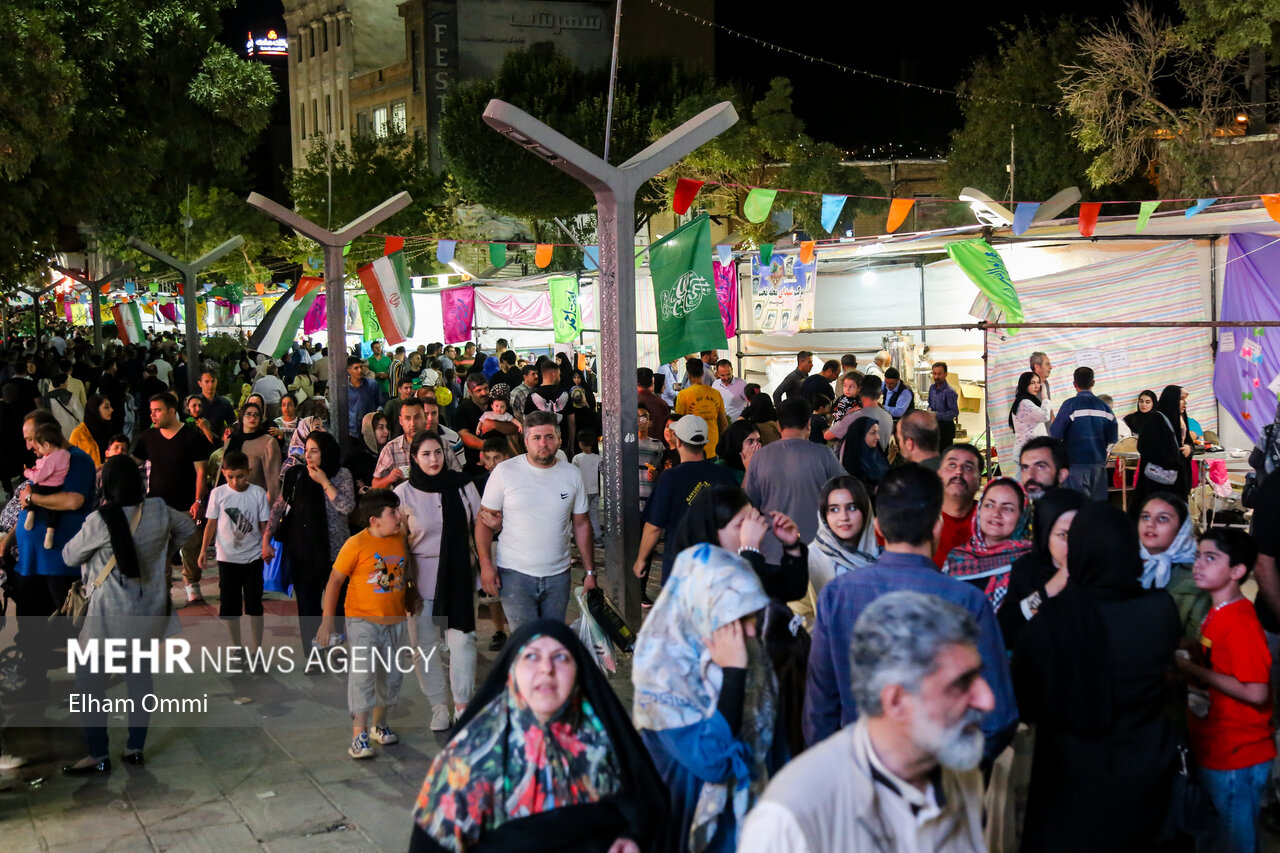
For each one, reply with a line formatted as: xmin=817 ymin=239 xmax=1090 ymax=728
xmin=1 ymin=325 xmax=1278 ymax=853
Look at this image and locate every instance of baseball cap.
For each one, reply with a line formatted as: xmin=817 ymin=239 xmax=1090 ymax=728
xmin=671 ymin=416 xmax=708 ymax=446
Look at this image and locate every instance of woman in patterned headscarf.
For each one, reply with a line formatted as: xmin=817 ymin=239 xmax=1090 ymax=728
xmin=942 ymin=477 xmax=1033 ymax=612
xmin=410 ymin=619 xmax=668 ymax=852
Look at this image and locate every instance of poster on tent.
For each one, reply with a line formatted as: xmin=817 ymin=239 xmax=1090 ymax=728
xmin=749 ymin=254 xmax=815 ymax=336
xmin=981 ymin=240 xmax=1215 ymax=466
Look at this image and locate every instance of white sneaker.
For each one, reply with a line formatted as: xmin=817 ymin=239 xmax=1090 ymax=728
xmin=430 ymin=704 xmax=452 ymax=731
xmin=185 ymin=584 xmax=205 ymax=604
xmin=0 ymin=753 xmax=27 ymax=770
xmin=348 ymin=731 xmax=374 ymax=759
xmin=371 ymin=725 xmax=398 ymax=745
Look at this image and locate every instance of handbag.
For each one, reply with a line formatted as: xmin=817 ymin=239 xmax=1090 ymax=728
xmin=1144 ymin=462 xmax=1180 ymax=485
xmin=51 ymin=504 xmax=145 ymax=630
xmin=1158 ymin=743 xmax=1218 ymax=843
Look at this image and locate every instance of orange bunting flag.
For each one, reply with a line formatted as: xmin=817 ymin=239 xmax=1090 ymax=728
xmin=673 ymin=178 xmax=705 ymax=215
xmin=385 ymin=236 xmax=405 ymax=255
xmin=1263 ymin=194 xmax=1280 ymax=224
xmin=100 ymin=284 xmax=111 ymax=294
xmin=886 ymin=198 xmax=915 ymax=233
xmin=254 ymin=282 xmax=265 ymax=296
xmin=1078 ymin=202 xmax=1101 ymax=237
xmin=535 ymin=244 xmax=553 ymax=268
xmin=799 ymin=241 xmax=816 ymax=264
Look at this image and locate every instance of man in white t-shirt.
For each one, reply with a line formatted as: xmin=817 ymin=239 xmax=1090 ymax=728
xmin=476 ymin=411 xmax=597 ymax=630
xmin=711 ymin=359 xmax=749 ymax=420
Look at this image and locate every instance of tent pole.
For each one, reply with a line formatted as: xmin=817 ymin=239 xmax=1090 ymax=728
xmin=983 ymin=324 xmax=991 ymax=475
xmin=1210 ymin=237 xmax=1219 ymax=352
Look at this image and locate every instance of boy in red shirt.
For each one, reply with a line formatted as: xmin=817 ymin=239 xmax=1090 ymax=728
xmin=1176 ymin=528 xmax=1274 ymax=853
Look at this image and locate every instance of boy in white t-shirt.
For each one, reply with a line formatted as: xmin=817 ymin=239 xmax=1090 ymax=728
xmin=199 ymin=450 xmax=271 ymax=660
xmin=572 ymin=430 xmax=602 ymax=538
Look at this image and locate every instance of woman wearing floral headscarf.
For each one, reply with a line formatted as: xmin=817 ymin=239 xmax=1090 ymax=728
xmin=632 ymin=541 xmax=776 ymax=852
xmin=411 ymin=619 xmax=669 ymax=853
xmin=942 ymin=477 xmax=1033 ymax=612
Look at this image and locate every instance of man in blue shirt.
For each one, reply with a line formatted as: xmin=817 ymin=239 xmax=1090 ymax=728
xmin=345 ymin=355 xmax=383 ymax=446
xmin=11 ymin=411 xmax=96 ymax=700
xmin=881 ymin=367 xmax=915 ymax=419
xmin=927 ymin=362 xmax=960 ymax=449
xmin=1049 ymin=366 xmax=1117 ymax=501
xmin=804 ymin=463 xmax=1017 ymax=761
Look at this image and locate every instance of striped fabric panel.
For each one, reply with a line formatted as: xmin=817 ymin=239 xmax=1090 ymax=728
xmin=986 ymin=241 xmax=1215 ymax=466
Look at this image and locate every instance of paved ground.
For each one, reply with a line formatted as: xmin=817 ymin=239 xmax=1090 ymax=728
xmin=0 ymin=559 xmax=633 ymax=852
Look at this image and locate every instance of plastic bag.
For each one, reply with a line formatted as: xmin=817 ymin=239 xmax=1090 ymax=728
xmin=586 ymin=587 xmax=636 ymax=653
xmin=573 ymin=586 xmax=616 ymax=674
xmin=263 ymin=538 xmax=292 ymax=595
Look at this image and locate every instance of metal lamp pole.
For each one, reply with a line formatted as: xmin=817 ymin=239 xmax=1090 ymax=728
xmin=245 ymin=192 xmax=412 ymax=443
xmin=481 ymin=99 xmax=738 ymax=623
xmin=127 ymin=237 xmax=245 ymax=374
xmin=53 ymin=263 xmax=135 ymax=352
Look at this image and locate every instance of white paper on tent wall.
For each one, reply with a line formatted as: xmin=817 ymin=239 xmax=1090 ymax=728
xmin=1268 ymin=371 xmax=1280 ymax=397
xmin=1240 ymin=338 xmax=1264 ymax=363
xmin=1075 ymin=348 xmax=1103 ymax=369
xmin=1220 ymin=331 xmax=1236 ymax=352
xmin=1104 ymin=351 xmax=1129 ymax=370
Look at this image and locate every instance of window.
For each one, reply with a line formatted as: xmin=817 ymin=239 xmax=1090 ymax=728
xmin=296 ymin=36 xmax=302 ymax=63
xmin=313 ymin=100 xmax=319 ymax=137
xmin=336 ymin=18 xmax=342 ymax=47
xmin=299 ymin=106 xmax=306 ymax=139
xmin=373 ymin=106 xmax=389 ymax=138
xmin=322 ymin=20 xmax=329 ymax=52
xmin=411 ymin=30 xmax=421 ymax=93
xmin=326 ymin=95 xmax=332 ymax=133
xmin=339 ymin=91 xmax=345 ymax=130
xmin=309 ymin=27 xmax=315 ymax=57
xmin=357 ymin=111 xmax=370 ymax=136
xmin=391 ymin=101 xmax=406 ymax=134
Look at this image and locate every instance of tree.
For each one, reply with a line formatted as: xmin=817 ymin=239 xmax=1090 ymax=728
xmin=945 ymin=19 xmax=1151 ymax=205
xmin=1061 ymin=5 xmax=1244 ymax=194
xmin=656 ymin=78 xmax=884 ymax=243
xmin=0 ymin=0 xmax=277 ymax=285
xmin=1178 ymin=0 xmax=1280 ymax=57
xmin=441 ymin=48 xmax=710 ymax=223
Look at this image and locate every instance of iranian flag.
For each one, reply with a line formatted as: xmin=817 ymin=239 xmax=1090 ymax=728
xmin=112 ymin=301 xmax=145 ymax=344
xmin=248 ymin=276 xmax=323 ymax=358
xmin=356 ymin=250 xmax=414 ymax=345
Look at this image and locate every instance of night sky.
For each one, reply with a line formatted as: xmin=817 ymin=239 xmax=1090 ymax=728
xmin=218 ymin=0 xmax=1190 ymax=173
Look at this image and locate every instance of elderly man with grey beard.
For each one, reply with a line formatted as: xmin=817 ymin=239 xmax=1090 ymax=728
xmin=741 ymin=591 xmax=992 ymax=853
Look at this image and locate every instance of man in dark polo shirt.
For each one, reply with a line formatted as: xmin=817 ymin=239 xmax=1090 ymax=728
xmin=132 ymin=392 xmax=212 ymax=604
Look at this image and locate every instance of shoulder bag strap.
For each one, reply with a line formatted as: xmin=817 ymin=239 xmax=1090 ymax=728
xmin=90 ymin=503 xmax=146 ymax=590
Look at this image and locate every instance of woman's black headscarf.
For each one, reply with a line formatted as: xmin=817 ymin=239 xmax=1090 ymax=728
xmin=1029 ymin=488 xmax=1087 ymax=567
xmin=98 ymin=455 xmax=145 ymax=578
xmin=1155 ymin=385 xmax=1183 ymax=443
xmin=716 ymin=419 xmax=758 ymax=472
xmin=281 ymin=430 xmax=342 ymax=565
xmin=743 ymin=391 xmax=777 ymax=424
xmin=841 ymin=417 xmax=890 ymax=489
xmin=1123 ymin=390 xmax=1157 ymax=435
xmin=83 ymin=393 xmax=116 ymax=458
xmin=670 ymin=484 xmax=751 ymax=554
xmin=409 ymin=618 xmax=670 ymax=853
xmin=224 ymin=402 xmax=270 ymax=457
xmin=1008 ymin=371 xmax=1043 ymax=430
xmin=407 ymin=430 xmax=475 ymax=634
xmin=1028 ymin=502 xmax=1145 ymax=732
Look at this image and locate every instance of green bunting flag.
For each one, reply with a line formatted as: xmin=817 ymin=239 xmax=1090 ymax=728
xmin=357 ymin=294 xmax=383 ymax=342
xmin=649 ymin=214 xmax=728 ymax=363
xmin=490 ymin=243 xmax=507 ymax=268
xmin=945 ymin=239 xmax=1023 ymax=332
xmin=1135 ymin=200 xmax=1160 ymax=233
xmin=743 ymin=188 xmax=778 ymax=224
xmin=549 ymin=275 xmax=581 ymax=344
xmin=759 ymin=243 xmax=774 ymax=267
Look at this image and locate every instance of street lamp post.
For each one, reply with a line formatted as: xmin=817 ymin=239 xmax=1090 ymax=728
xmin=482 ymin=99 xmax=738 ymax=623
xmin=53 ymin=263 xmax=135 ymax=352
xmin=245 ymin=192 xmax=412 ymax=443
xmin=127 ymin=237 xmax=246 ymax=375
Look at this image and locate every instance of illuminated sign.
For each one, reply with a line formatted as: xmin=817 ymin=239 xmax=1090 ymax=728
xmin=246 ymin=29 xmax=288 ymax=57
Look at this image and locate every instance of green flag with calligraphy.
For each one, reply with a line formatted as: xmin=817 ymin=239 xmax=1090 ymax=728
xmin=649 ymin=214 xmax=728 ymax=364
xmin=549 ymin=275 xmax=581 ymax=344
xmin=357 ymin=294 xmax=383 ymax=342
xmin=945 ymin=238 xmax=1023 ymax=332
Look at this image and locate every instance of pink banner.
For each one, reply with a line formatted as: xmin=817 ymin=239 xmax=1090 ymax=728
xmin=474 ymin=289 xmax=552 ymax=327
xmin=303 ymin=293 xmax=326 ymax=335
xmin=64 ymin=299 xmax=73 ymax=323
xmin=713 ymin=260 xmax=738 ymax=338
xmin=158 ymin=302 xmax=179 ymax=324
xmin=441 ymin=286 xmax=475 ymax=344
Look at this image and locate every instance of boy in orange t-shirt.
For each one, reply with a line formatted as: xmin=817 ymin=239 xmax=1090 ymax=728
xmin=318 ymin=489 xmax=410 ymax=759
xmin=1176 ymin=529 xmax=1275 ymax=853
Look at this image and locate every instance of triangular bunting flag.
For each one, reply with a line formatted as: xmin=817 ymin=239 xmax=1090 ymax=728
xmin=886 ymin=199 xmax=914 ymax=233
xmin=254 ymin=282 xmax=265 ymax=296
xmin=821 ymin=195 xmax=848 ymax=233
xmin=583 ymin=246 xmax=599 ymax=271
xmin=1185 ymin=198 xmax=1217 ymax=218
xmin=1135 ymin=200 xmax=1160 ymax=233
xmin=489 ymin=243 xmax=507 ymax=268
xmin=716 ymin=244 xmax=733 ymax=266
xmin=535 ymin=244 xmax=553 ymax=269
xmin=673 ymin=178 xmax=705 ymax=215
xmin=437 ymin=240 xmax=457 ymax=264
xmin=1012 ymin=203 xmax=1039 ymax=236
xmin=1262 ymin=194 xmax=1280 ymax=223
xmin=743 ymin=188 xmax=778 ymax=224
xmin=759 ymin=243 xmax=774 ymax=267
xmin=799 ymin=241 xmax=816 ymax=265
xmin=342 ymin=243 xmax=352 ymax=256
xmin=1078 ymin=202 xmax=1101 ymax=237
xmin=385 ymin=236 xmax=405 ymax=255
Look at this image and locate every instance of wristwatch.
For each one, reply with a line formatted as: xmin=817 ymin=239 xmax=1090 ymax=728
xmin=584 ymin=570 xmax=597 ymax=576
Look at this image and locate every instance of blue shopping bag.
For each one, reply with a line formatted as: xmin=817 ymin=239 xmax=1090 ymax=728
xmin=262 ymin=539 xmax=293 ymax=596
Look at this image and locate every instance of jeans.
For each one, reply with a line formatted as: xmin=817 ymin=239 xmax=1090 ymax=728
xmin=498 ymin=567 xmax=571 ymax=631
xmin=1201 ymin=759 xmax=1270 ymax=853
xmin=1067 ymin=464 xmax=1109 ymax=502
xmin=78 ymin=662 xmax=153 ymax=758
xmin=407 ymin=602 xmax=476 ymax=708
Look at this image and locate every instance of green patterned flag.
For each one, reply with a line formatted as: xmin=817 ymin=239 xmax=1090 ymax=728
xmin=650 ymin=214 xmax=728 ymax=363
xmin=357 ymin=294 xmax=383 ymax=342
xmin=549 ymin=275 xmax=581 ymax=344
xmin=945 ymin=238 xmax=1023 ymax=331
